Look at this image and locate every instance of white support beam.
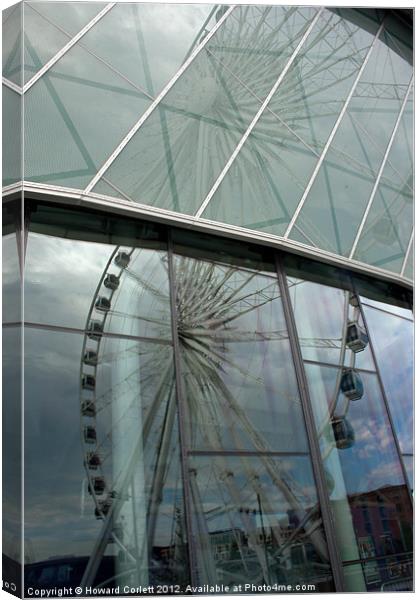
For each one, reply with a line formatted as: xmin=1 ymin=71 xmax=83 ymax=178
xmin=194 ymin=7 xmax=324 ymax=219
xmin=83 ymin=5 xmax=237 ymax=195
xmin=23 ymin=3 xmax=116 ymax=94
xmin=400 ymin=228 xmax=413 ymax=276
xmin=2 ymin=77 xmax=22 ymax=94
xmin=349 ymin=77 xmax=413 ymax=258
xmin=283 ymin=18 xmax=386 ymax=239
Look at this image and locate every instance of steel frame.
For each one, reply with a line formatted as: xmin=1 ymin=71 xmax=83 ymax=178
xmin=284 ymin=17 xmax=386 ymax=238
xmin=83 ymin=5 xmax=237 ymax=194
xmin=23 ymin=3 xmax=116 ymax=94
xmin=349 ymin=77 xmax=414 ymax=259
xmin=6 ymin=182 xmax=412 ymax=289
xmin=194 ymin=8 xmax=324 ymax=219
xmin=276 ymin=254 xmax=345 ymax=592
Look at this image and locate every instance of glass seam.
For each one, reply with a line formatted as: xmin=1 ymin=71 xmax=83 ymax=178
xmin=355 ymin=290 xmax=413 ymax=503
xmin=284 ymin=16 xmax=387 ymax=239
xmin=82 ymin=5 xmax=237 ymax=195
xmin=400 ymin=228 xmax=414 ymax=276
xmin=194 ymin=7 xmax=324 ymax=220
xmin=22 ymin=2 xmax=116 ymax=94
xmin=275 ymin=253 xmax=345 ymax=592
xmin=349 ymin=77 xmax=414 ymax=259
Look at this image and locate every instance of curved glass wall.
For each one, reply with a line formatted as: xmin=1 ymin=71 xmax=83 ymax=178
xmin=4 ymin=199 xmax=411 ymax=594
xmin=2 ymin=3 xmax=413 ymax=283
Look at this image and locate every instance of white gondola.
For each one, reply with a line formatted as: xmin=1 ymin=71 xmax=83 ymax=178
xmin=81 ymin=374 xmax=96 ymax=391
xmin=331 ymin=417 xmax=355 ymax=450
xmin=114 ymin=252 xmax=130 ymax=268
xmin=95 ymin=499 xmax=112 ymax=519
xmin=95 ymin=296 xmax=111 ymax=312
xmin=346 ymin=321 xmax=369 ymax=353
xmin=86 ymin=452 xmax=101 ymax=470
xmin=87 ymin=320 xmax=103 ymax=341
xmin=89 ymin=476 xmax=106 ymax=495
xmin=84 ymin=350 xmax=98 ymax=366
xmin=84 ymin=425 xmax=97 ymax=444
xmin=340 ymin=368 xmax=364 ymax=401
xmin=104 ymin=273 xmax=120 ymax=290
xmin=81 ymin=400 xmax=96 ymax=417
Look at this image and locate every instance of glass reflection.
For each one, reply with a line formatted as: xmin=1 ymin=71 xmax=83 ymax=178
xmin=189 ymin=455 xmax=333 ymax=590
xmin=362 ymin=303 xmax=413 ymax=455
xmin=287 ymin=275 xmax=413 ymax=591
xmin=24 ymin=327 xmax=189 ymax=591
xmin=3 ymin=327 xmax=22 ymax=594
xmin=174 ymin=255 xmax=307 ymax=452
xmin=25 ymin=228 xmax=170 ymax=339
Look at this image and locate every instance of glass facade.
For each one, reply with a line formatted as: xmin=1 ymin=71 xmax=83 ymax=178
xmin=2 ymin=2 xmax=413 ymax=284
xmin=2 ymin=198 xmax=413 ymax=594
xmin=2 ymin=2 xmax=414 ymax=596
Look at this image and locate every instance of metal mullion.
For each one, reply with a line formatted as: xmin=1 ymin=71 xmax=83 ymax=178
xmin=284 ymin=17 xmax=386 ymax=239
xmin=83 ymin=5 xmax=237 ymax=195
xmin=349 ymin=77 xmax=414 ymax=258
xmin=194 ymin=8 xmax=324 ymax=219
xmin=167 ymin=230 xmax=199 ymax=587
xmin=275 ymin=254 xmax=345 ymax=592
xmin=23 ymin=3 xmax=116 ymax=94
xmin=303 ymin=357 xmax=377 ymax=375
xmin=2 ymin=76 xmax=22 ymax=94
xmin=21 ymin=321 xmax=173 ymax=346
xmin=28 ymin=1 xmax=154 ymax=101
xmin=361 ymin=301 xmax=413 ymax=322
xmin=355 ymin=291 xmax=413 ymax=503
xmin=400 ymin=228 xmax=414 ymax=276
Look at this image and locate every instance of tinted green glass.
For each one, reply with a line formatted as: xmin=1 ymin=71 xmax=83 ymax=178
xmin=93 ymin=6 xmax=317 ymax=214
xmin=353 ymin=93 xmax=413 ymax=272
xmin=23 ymin=2 xmax=106 ymax=84
xmin=2 ymin=1 xmax=22 ymax=86
xmin=189 ymin=454 xmax=334 ymax=590
xmin=81 ymin=2 xmax=215 ymax=97
xmin=291 ymin=23 xmax=413 ymax=256
xmin=403 ymin=245 xmax=413 ymax=280
xmin=24 ymin=42 xmax=150 ymax=188
xmin=203 ymin=9 xmax=380 ymax=234
xmin=2 ymin=84 xmax=21 ymax=186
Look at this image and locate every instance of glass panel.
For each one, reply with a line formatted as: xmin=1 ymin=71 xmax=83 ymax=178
xmin=361 ymin=297 xmax=413 ymax=321
xmin=25 ymin=230 xmax=171 ymax=339
xmin=304 ymin=363 xmax=413 ymax=590
xmin=353 ymin=92 xmax=413 ymax=272
xmin=287 ymin=278 xmax=375 ymax=370
xmin=2 ymin=326 xmax=22 ymax=595
xmin=403 ymin=245 xmax=413 ymax=281
xmin=363 ymin=304 xmax=413 ymax=454
xmin=173 ymin=253 xmax=307 ymax=453
xmin=2 ymin=85 xmax=21 ymax=186
xmin=23 ymin=2 xmax=106 ymax=84
xmin=344 ymin=554 xmax=413 ymax=592
xmin=2 ymin=203 xmax=21 ymax=323
xmin=203 ymin=9 xmax=380 ymax=235
xmin=81 ymin=2 xmax=216 ymax=97
xmin=2 ymin=1 xmax=22 ymax=86
xmin=24 ymin=42 xmax=150 ymax=189
xmin=189 ymin=454 xmax=334 ymax=591
xmin=402 ymin=456 xmax=413 ymax=492
xmin=24 ymin=326 xmax=189 ymax=591
xmin=291 ymin=23 xmax=413 ymax=256
xmin=93 ymin=6 xmax=317 ymax=214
